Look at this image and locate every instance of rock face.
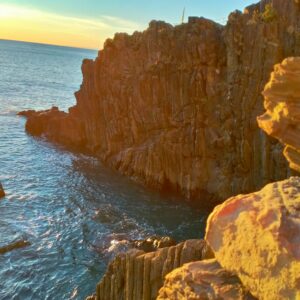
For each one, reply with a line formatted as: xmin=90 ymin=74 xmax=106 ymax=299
xmin=21 ymin=0 xmax=300 ymax=204
xmin=204 ymin=55 xmax=300 ymax=300
xmin=0 ymin=182 xmax=5 ymax=198
xmin=87 ymin=239 xmax=211 ymax=300
xmin=258 ymin=57 xmax=300 ymax=173
xmin=157 ymin=259 xmax=256 ymax=300
xmin=205 ymin=177 xmax=300 ymax=300
xmin=18 ymin=107 xmax=86 ymax=148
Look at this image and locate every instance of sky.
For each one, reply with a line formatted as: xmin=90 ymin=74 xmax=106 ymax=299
xmin=0 ymin=0 xmax=255 ymax=49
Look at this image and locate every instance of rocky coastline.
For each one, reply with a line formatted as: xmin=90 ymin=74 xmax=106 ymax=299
xmin=19 ymin=0 xmax=300 ymax=205
xmin=86 ymin=55 xmax=300 ymax=299
xmin=18 ymin=0 xmax=300 ymax=299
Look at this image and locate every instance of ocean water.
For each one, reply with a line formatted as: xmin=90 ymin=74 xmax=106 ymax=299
xmin=0 ymin=39 xmax=207 ymax=300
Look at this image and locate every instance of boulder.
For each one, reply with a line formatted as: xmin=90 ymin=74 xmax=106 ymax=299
xmin=205 ymin=177 xmax=300 ymax=300
xmin=258 ymin=57 xmax=300 ymax=173
xmin=157 ymin=259 xmax=256 ymax=300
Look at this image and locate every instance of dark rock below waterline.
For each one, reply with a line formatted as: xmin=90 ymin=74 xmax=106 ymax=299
xmin=0 ymin=182 xmax=5 ymax=198
xmin=0 ymin=240 xmax=31 ymax=255
xmin=158 ymin=259 xmax=257 ymax=300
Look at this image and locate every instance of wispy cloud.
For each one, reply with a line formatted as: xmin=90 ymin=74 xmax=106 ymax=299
xmin=0 ymin=4 xmax=143 ymax=49
xmin=101 ymin=15 xmax=142 ymax=31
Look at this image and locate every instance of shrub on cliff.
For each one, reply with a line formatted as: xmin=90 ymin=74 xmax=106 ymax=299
xmin=261 ymin=4 xmax=278 ymax=22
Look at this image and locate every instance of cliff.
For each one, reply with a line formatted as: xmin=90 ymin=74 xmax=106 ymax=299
xmin=21 ymin=0 xmax=300 ymax=204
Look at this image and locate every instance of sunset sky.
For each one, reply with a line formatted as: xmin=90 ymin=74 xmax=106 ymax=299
xmin=0 ymin=0 xmax=253 ymax=49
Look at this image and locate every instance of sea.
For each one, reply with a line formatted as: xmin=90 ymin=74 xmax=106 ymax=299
xmin=0 ymin=39 xmax=207 ymax=300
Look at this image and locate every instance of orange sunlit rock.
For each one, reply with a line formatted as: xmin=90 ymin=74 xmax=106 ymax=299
xmin=158 ymin=259 xmax=256 ymax=300
xmin=258 ymin=57 xmax=300 ymax=173
xmin=205 ymin=177 xmax=300 ymax=300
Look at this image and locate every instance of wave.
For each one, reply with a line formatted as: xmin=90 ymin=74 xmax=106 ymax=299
xmin=0 ymin=109 xmax=19 ymax=116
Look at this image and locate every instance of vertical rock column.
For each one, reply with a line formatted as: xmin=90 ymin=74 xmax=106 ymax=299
xmin=87 ymin=240 xmax=209 ymax=300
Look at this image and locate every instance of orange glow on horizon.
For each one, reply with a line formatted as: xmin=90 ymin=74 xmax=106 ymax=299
xmin=0 ymin=4 xmax=142 ymax=49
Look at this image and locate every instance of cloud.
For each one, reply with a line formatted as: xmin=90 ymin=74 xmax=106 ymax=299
xmin=101 ymin=15 xmax=142 ymax=31
xmin=0 ymin=3 xmax=143 ymax=49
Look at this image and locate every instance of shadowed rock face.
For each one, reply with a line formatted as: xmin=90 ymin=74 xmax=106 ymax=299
xmin=21 ymin=0 xmax=300 ymax=204
xmin=258 ymin=57 xmax=300 ymax=173
xmin=18 ymin=107 xmax=86 ymax=148
xmin=203 ymin=55 xmax=300 ymax=300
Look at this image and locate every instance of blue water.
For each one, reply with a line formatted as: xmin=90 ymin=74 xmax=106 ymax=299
xmin=0 ymin=39 xmax=207 ymax=300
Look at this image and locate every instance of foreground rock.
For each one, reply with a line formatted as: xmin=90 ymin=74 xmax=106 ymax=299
xmin=258 ymin=57 xmax=300 ymax=173
xmin=21 ymin=0 xmax=300 ymax=205
xmin=205 ymin=177 xmax=300 ymax=300
xmin=0 ymin=240 xmax=31 ymax=254
xmin=158 ymin=259 xmax=256 ymax=300
xmin=86 ymin=239 xmax=212 ymax=300
xmin=0 ymin=182 xmax=5 ymax=198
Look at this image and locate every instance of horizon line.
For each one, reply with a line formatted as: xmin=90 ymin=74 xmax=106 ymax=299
xmin=0 ymin=38 xmax=98 ymax=51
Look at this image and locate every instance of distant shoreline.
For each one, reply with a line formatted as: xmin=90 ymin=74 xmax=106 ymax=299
xmin=0 ymin=38 xmax=98 ymax=52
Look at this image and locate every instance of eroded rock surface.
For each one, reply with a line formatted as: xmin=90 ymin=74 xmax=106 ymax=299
xmin=157 ymin=259 xmax=256 ymax=300
xmin=21 ymin=0 xmax=300 ymax=204
xmin=258 ymin=57 xmax=300 ymax=173
xmin=86 ymin=239 xmax=211 ymax=300
xmin=205 ymin=177 xmax=300 ymax=300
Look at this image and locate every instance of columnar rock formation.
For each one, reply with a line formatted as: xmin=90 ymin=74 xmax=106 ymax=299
xmin=20 ymin=0 xmax=300 ymax=205
xmin=157 ymin=259 xmax=256 ymax=300
xmin=203 ymin=57 xmax=300 ymax=300
xmin=258 ymin=57 xmax=300 ymax=172
xmin=157 ymin=56 xmax=300 ymax=299
xmin=86 ymin=240 xmax=211 ymax=300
